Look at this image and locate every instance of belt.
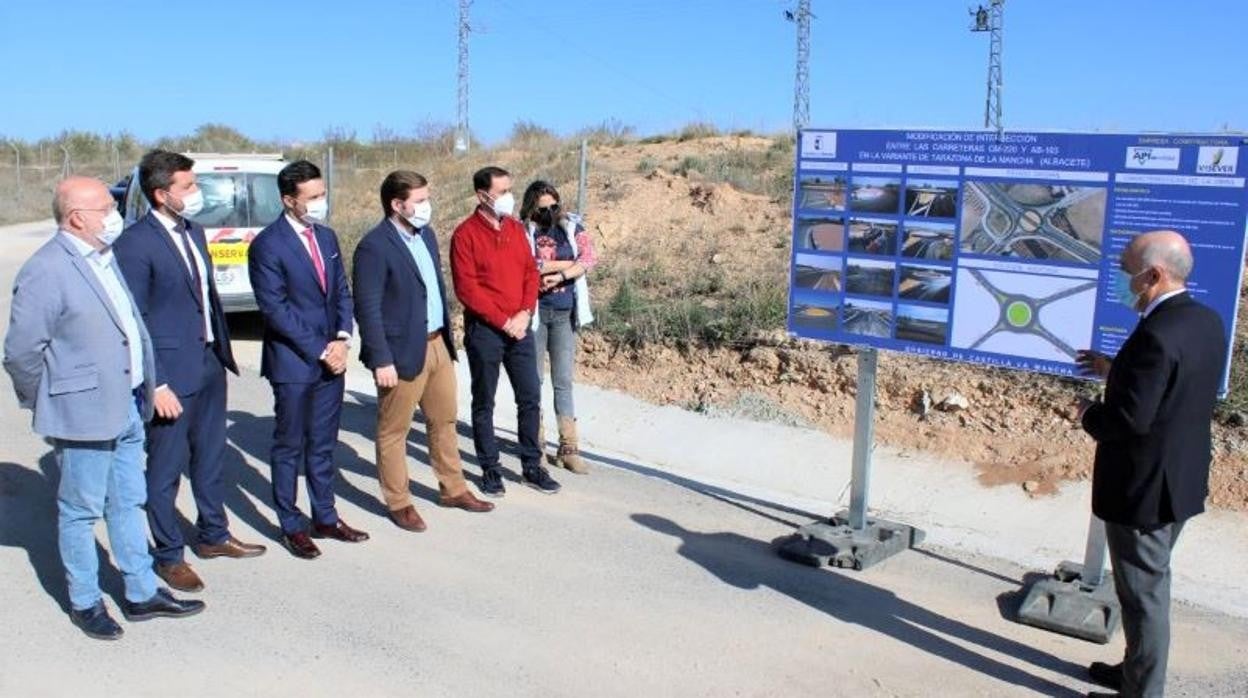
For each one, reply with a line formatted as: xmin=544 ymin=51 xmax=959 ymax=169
xmin=427 ymin=329 xmax=443 ymax=341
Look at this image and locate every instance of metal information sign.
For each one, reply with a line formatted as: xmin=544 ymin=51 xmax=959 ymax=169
xmin=787 ymin=129 xmax=1248 ymax=392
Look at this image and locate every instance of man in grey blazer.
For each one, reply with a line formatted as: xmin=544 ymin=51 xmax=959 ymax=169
xmin=4 ymin=177 xmax=204 ymax=640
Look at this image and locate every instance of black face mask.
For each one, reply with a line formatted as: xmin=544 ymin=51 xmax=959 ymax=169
xmin=533 ymin=204 xmax=559 ymax=229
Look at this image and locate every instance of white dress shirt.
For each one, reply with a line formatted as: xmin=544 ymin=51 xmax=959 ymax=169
xmin=61 ymin=232 xmax=145 ymax=389
xmin=152 ymin=209 xmax=214 ymax=343
xmin=285 ymin=212 xmax=351 ymax=347
xmin=1142 ymin=289 xmax=1186 ymax=319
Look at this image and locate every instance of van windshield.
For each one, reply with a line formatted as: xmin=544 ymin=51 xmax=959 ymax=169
xmin=191 ymin=172 xmax=282 ymax=229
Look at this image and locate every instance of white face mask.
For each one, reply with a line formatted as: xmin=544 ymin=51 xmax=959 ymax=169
xmin=170 ymin=188 xmax=204 ymax=219
xmin=303 ymin=197 xmax=329 ymax=223
xmin=404 ymin=200 xmax=432 ymax=229
xmin=490 ymin=192 xmax=515 ymax=219
xmin=95 ymin=209 xmax=125 ymax=246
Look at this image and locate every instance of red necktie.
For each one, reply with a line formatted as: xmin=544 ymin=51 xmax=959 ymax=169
xmin=302 ymin=227 xmax=327 ymax=292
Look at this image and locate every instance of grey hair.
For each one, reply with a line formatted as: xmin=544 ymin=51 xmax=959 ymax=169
xmin=1140 ymin=240 xmax=1193 ymax=281
xmin=51 ymin=189 xmax=67 ymax=224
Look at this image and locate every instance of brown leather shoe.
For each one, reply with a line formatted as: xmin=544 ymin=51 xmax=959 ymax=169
xmin=156 ymin=561 xmax=204 ymax=592
xmin=194 ymin=535 xmax=268 ymax=559
xmin=439 ymin=490 xmax=495 ymax=513
xmin=283 ymin=532 xmax=321 ymax=560
xmin=312 ymin=519 xmax=370 ymax=543
xmin=388 ymin=505 xmax=428 ymax=532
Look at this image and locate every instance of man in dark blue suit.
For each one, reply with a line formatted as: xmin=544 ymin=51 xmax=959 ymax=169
xmin=248 ymin=160 xmax=368 ymax=559
xmin=353 ymin=170 xmax=494 ymax=532
xmin=114 ymin=151 xmax=265 ymax=593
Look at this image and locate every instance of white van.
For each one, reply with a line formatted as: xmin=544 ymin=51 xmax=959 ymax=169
xmin=122 ymin=153 xmax=288 ymax=312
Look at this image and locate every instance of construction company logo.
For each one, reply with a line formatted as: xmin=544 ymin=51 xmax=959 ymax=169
xmin=801 ymin=131 xmax=837 ymax=158
xmin=1125 ymin=146 xmax=1181 ymax=170
xmin=1196 ymin=146 xmax=1239 ymax=175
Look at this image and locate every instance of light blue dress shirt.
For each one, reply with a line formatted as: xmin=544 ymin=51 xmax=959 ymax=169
xmin=392 ymin=221 xmax=445 ymax=334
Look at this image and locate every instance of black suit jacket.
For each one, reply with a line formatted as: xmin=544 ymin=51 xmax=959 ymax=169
xmin=1082 ymin=293 xmax=1225 ymax=527
xmin=113 ymin=212 xmax=238 ymax=395
xmin=352 ymin=219 xmax=456 ymax=380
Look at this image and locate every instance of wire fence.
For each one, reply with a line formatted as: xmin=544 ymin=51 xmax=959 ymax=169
xmin=0 ymin=139 xmax=466 ymax=227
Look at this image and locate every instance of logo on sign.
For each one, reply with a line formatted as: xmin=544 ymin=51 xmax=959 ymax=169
xmin=1197 ymin=146 xmax=1238 ymax=175
xmin=1125 ymin=146 xmax=1181 ymax=170
xmin=801 ymin=131 xmax=837 ymax=158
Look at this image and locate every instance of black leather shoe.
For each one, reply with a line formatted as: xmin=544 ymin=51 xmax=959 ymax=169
xmin=122 ymin=587 xmax=206 ymax=622
xmin=283 ymin=531 xmax=322 ymax=559
xmin=312 ymin=519 xmax=369 ymax=543
xmin=70 ymin=601 xmax=123 ymax=640
xmin=1088 ymin=661 xmax=1123 ymax=691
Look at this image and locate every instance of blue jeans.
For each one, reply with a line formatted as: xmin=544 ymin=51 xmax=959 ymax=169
xmin=534 ymin=307 xmax=577 ymax=417
xmin=55 ymin=402 xmax=159 ymax=611
xmin=464 ymin=317 xmax=542 ymax=470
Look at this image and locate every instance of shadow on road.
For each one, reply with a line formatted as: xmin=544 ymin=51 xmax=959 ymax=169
xmin=342 ymin=389 xmax=496 ymax=487
xmin=0 ymin=454 xmax=125 ymax=613
xmin=632 ymin=513 xmax=1087 ymax=697
xmin=576 ymin=446 xmax=826 ymax=529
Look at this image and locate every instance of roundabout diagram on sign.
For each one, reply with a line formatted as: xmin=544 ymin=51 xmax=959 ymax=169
xmin=950 ymin=267 xmax=1097 ymax=361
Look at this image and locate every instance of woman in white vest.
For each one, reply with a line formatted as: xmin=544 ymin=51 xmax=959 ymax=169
xmin=520 ymin=181 xmax=597 ymax=474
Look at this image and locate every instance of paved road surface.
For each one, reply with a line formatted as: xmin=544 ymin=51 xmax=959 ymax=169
xmin=1 ymin=221 xmax=1245 ymax=697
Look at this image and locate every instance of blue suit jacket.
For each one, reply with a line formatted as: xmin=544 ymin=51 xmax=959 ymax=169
xmin=113 ymin=212 xmax=238 ymax=396
xmin=352 ymin=219 xmax=456 ymax=381
xmin=248 ymin=215 xmax=353 ymax=383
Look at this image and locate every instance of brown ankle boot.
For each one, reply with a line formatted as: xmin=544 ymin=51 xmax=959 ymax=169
xmin=555 ymin=416 xmax=589 ymax=474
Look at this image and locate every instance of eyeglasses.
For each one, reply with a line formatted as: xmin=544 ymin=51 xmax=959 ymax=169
xmin=70 ymin=206 xmax=118 ymax=215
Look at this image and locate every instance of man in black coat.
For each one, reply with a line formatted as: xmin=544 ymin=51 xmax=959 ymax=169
xmin=1075 ymin=230 xmax=1226 ymax=698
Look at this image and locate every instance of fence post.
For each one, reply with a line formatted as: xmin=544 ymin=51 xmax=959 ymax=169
xmin=576 ymin=138 xmax=588 ymax=215
xmin=326 ymin=146 xmax=335 ymax=216
xmin=7 ymin=141 xmax=20 ymax=200
xmin=59 ymin=145 xmax=71 ymax=178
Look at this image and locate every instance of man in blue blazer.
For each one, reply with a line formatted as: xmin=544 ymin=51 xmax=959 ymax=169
xmin=248 ymin=160 xmax=368 ymax=559
xmin=114 ymin=150 xmax=264 ymax=594
xmin=352 ymin=170 xmax=494 ymax=532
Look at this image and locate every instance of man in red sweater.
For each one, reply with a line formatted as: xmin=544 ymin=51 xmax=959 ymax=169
xmin=451 ymin=166 xmax=562 ymax=497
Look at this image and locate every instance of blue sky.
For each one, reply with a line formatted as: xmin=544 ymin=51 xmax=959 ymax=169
xmin=2 ymin=0 xmax=1244 ymax=144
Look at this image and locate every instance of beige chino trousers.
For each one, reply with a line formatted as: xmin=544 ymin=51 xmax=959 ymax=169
xmin=375 ymin=336 xmax=468 ymax=510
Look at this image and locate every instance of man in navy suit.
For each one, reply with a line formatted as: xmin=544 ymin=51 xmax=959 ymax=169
xmin=114 ymin=151 xmax=265 ymax=593
xmin=352 ymin=170 xmax=494 ymax=532
xmin=248 ymin=160 xmax=368 ymax=559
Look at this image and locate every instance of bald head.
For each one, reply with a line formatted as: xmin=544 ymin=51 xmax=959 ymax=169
xmin=1120 ymin=229 xmax=1192 ymax=312
xmin=53 ymin=176 xmax=117 ymax=251
xmin=53 ymin=176 xmax=111 ymax=226
xmin=1126 ymin=230 xmax=1193 ymax=282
